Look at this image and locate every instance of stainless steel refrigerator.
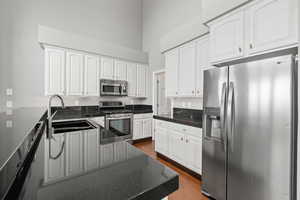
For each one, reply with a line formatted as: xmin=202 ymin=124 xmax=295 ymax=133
xmin=202 ymin=49 xmax=298 ymax=200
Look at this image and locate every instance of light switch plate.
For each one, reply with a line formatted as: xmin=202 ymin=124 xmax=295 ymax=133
xmin=6 ymin=88 xmax=13 ymax=96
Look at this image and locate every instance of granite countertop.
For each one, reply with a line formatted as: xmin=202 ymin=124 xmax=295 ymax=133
xmin=1 ymin=107 xmax=177 ymax=200
xmin=153 ymin=114 xmax=202 ymax=128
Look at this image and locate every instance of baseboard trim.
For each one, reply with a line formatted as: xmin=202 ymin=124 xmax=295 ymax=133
xmin=156 ymin=152 xmax=202 ymax=181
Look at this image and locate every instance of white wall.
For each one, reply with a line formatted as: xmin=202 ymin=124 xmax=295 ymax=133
xmin=142 ymin=0 xmax=203 ymax=109
xmin=0 ymin=0 xmax=143 ymax=109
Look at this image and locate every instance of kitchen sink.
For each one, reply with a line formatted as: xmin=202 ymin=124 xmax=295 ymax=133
xmin=52 ymin=120 xmax=96 ymax=134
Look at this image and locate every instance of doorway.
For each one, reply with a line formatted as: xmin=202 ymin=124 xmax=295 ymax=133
xmin=153 ymin=70 xmax=170 ymax=115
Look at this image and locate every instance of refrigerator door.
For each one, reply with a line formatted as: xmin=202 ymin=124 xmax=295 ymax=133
xmin=227 ymin=55 xmax=295 ymax=200
xmin=202 ymin=67 xmax=228 ymax=200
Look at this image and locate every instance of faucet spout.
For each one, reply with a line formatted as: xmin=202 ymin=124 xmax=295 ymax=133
xmin=48 ymin=94 xmax=65 ymax=139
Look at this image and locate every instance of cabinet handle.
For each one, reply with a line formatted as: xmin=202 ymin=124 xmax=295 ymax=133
xmin=182 ymin=129 xmax=186 ymax=131
xmin=186 ymin=139 xmax=188 ymax=143
xmin=249 ymin=44 xmax=253 ymax=49
xmin=192 ymin=91 xmax=194 ymax=94
xmin=197 ymin=90 xmax=199 ymax=94
xmin=238 ymin=47 xmax=242 ymax=53
xmin=181 ymin=137 xmax=183 ymax=141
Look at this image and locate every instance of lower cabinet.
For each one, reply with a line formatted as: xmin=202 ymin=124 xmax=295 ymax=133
xmin=66 ymin=131 xmax=84 ymax=176
xmin=133 ymin=114 xmax=153 ymax=140
xmin=154 ymin=120 xmax=202 ymax=175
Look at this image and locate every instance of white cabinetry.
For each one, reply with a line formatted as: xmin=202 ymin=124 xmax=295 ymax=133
xmin=44 ymin=134 xmax=65 ymax=183
xmin=45 ymin=47 xmax=65 ymax=96
xmin=178 ymin=41 xmax=196 ymax=96
xmin=208 ymin=0 xmax=298 ymax=64
xmin=154 ymin=119 xmax=202 ymax=174
xmin=133 ymin=114 xmax=153 ymax=140
xmin=246 ymin=0 xmax=298 ymax=55
xmin=84 ymin=129 xmax=99 ymax=170
xmin=137 ymin=65 xmax=147 ymax=98
xmin=209 ymin=10 xmax=244 ymax=63
xmin=100 ymin=57 xmax=114 ymax=80
xmin=84 ymin=55 xmax=100 ymax=96
xmin=165 ymin=49 xmax=179 ymax=97
xmin=114 ymin=60 xmax=127 ymax=81
xmin=66 ymin=131 xmax=84 ymax=176
xmin=127 ymin=62 xmax=137 ymax=97
xmin=66 ymin=52 xmax=84 ymax=96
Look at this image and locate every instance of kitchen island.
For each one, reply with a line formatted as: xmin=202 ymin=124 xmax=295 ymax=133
xmin=0 ymin=108 xmax=178 ymax=200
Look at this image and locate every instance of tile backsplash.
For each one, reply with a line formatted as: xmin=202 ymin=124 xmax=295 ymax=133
xmin=171 ymin=97 xmax=203 ymax=110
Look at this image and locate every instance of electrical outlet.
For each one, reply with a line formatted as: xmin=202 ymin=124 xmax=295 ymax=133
xmin=6 ymin=88 xmax=13 ymax=96
xmin=75 ymin=100 xmax=79 ymax=106
xmin=6 ymin=101 xmax=13 ymax=108
xmin=6 ymin=120 xmax=13 ymax=128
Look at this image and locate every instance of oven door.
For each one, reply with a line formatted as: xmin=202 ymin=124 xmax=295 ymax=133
xmin=105 ymin=116 xmax=132 ymax=139
xmin=100 ymin=83 xmax=122 ymax=96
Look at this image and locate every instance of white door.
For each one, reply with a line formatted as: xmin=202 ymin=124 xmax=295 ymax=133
xmin=143 ymin=119 xmax=152 ymax=138
xmin=168 ymin=130 xmax=185 ymax=165
xmin=84 ymin=55 xmax=100 ymax=96
xmin=45 ymin=134 xmax=65 ymax=183
xmin=45 ymin=47 xmax=65 ymax=95
xmin=137 ymin=65 xmax=147 ymax=98
xmin=210 ymin=10 xmax=244 ymax=63
xmin=66 ymin=52 xmax=84 ymax=96
xmin=66 ymin=131 xmax=84 ymax=176
xmin=114 ymin=60 xmax=127 ymax=81
xmin=84 ymin=129 xmax=99 ymax=171
xmin=100 ymin=57 xmax=114 ymax=79
xmin=133 ymin=119 xmax=143 ymax=140
xmin=155 ymin=72 xmax=170 ymax=115
xmin=165 ymin=48 xmax=179 ymax=97
xmin=196 ymin=36 xmax=210 ymax=97
xmin=178 ymin=41 xmax=196 ymax=96
xmin=155 ymin=127 xmax=168 ymax=155
xmin=186 ymin=135 xmax=202 ymax=174
xmin=246 ymin=0 xmax=298 ymax=55
xmin=127 ymin=62 xmax=137 ymax=97
xmin=100 ymin=143 xmax=114 ymax=167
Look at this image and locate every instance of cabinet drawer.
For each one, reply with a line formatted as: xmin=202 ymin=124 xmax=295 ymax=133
xmin=155 ymin=120 xmax=170 ymax=128
xmin=169 ymin=122 xmax=202 ymax=138
xmin=134 ymin=113 xmax=153 ymax=119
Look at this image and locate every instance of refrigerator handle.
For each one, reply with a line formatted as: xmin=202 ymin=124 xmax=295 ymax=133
xmin=227 ymin=82 xmax=235 ymax=152
xmin=220 ymin=82 xmax=227 ymax=151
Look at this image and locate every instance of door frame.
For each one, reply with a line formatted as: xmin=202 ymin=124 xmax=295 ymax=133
xmin=152 ymin=69 xmax=166 ymax=115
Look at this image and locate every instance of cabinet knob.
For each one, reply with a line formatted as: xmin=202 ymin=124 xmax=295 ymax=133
xmin=238 ymin=47 xmax=242 ymax=53
xmin=181 ymin=137 xmax=183 ymax=141
xmin=186 ymin=139 xmax=188 ymax=143
xmin=249 ymin=44 xmax=253 ymax=49
xmin=192 ymin=91 xmax=194 ymax=94
xmin=183 ymin=129 xmax=186 ymax=131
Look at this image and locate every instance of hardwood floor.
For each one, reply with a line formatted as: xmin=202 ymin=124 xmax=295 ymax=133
xmin=133 ymin=140 xmax=209 ymax=200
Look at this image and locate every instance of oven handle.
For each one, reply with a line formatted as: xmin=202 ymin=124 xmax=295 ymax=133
xmin=106 ymin=117 xmax=133 ymax=120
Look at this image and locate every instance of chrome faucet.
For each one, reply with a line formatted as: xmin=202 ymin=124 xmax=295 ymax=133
xmin=48 ymin=94 xmax=65 ymax=139
xmin=48 ymin=95 xmax=65 ymax=160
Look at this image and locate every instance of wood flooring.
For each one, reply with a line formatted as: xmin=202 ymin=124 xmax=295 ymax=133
xmin=133 ymin=140 xmax=209 ymax=200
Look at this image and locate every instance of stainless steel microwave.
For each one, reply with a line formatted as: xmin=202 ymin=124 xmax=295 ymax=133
xmin=100 ymin=79 xmax=128 ymax=96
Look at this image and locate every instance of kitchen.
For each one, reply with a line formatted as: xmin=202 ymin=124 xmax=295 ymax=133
xmin=0 ymin=0 xmax=299 ymax=200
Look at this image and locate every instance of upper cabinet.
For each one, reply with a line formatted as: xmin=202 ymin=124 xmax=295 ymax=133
xmin=178 ymin=41 xmax=197 ymax=96
xmin=208 ymin=0 xmax=298 ymax=64
xmin=114 ymin=60 xmax=127 ymax=81
xmin=209 ymin=10 xmax=244 ymax=63
xmin=45 ymin=47 xmax=65 ymax=96
xmin=100 ymin=57 xmax=114 ymax=80
xmin=165 ymin=48 xmax=179 ymax=97
xmin=246 ymin=0 xmax=298 ymax=55
xmin=84 ymin=55 xmax=100 ymax=96
xmin=136 ymin=64 xmax=147 ymax=98
xmin=66 ymin=51 xmax=84 ymax=96
xmin=127 ymin=62 xmax=137 ymax=97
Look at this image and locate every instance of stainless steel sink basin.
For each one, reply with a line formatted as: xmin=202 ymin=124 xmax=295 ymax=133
xmin=52 ymin=120 xmax=96 ymax=134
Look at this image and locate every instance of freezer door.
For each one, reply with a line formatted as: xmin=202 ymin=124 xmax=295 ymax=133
xmin=202 ymin=67 xmax=228 ymax=200
xmin=227 ymin=55 xmax=295 ymax=200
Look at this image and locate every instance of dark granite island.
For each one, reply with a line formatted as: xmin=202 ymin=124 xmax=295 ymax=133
xmin=0 ymin=108 xmax=178 ymax=200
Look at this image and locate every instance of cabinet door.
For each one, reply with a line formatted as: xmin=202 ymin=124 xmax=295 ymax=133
xmin=247 ymin=0 xmax=298 ymax=55
xmin=84 ymin=129 xmax=99 ymax=171
xmin=210 ymin=10 xmax=244 ymax=63
xmin=127 ymin=62 xmax=137 ymax=97
xmin=84 ymin=55 xmax=100 ymax=96
xmin=100 ymin=57 xmax=114 ymax=79
xmin=169 ymin=130 xmax=186 ymax=165
xmin=45 ymin=134 xmax=65 ymax=183
xmin=186 ymin=135 xmax=202 ymax=174
xmin=114 ymin=60 xmax=127 ymax=81
xmin=196 ymin=36 xmax=210 ymax=97
xmin=114 ymin=142 xmax=127 ymax=162
xmin=165 ymin=48 xmax=179 ymax=97
xmin=155 ymin=127 xmax=169 ymax=155
xmin=143 ymin=119 xmax=152 ymax=138
xmin=137 ymin=65 xmax=147 ymax=98
xmin=133 ymin=119 xmax=143 ymax=140
xmin=66 ymin=52 xmax=84 ymax=95
xmin=45 ymin=47 xmax=65 ymax=95
xmin=178 ymin=41 xmax=196 ymax=96
xmin=100 ymin=143 xmax=114 ymax=167
xmin=66 ymin=131 xmax=84 ymax=176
